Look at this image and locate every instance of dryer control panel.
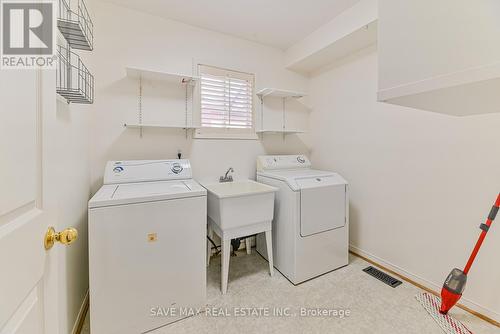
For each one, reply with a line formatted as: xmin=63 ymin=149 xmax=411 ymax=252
xmin=104 ymin=159 xmax=192 ymax=184
xmin=257 ymin=155 xmax=311 ymax=171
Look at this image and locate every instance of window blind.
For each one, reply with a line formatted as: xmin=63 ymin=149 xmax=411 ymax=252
xmin=199 ymin=65 xmax=254 ymax=129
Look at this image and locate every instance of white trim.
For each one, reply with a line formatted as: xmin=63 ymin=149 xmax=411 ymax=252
xmin=124 ymin=123 xmax=198 ymax=130
xmin=349 ymin=244 xmax=500 ymax=322
xmin=256 ymin=129 xmax=305 ymax=134
xmin=377 ymin=61 xmax=500 ymax=102
xmin=256 ymin=88 xmax=307 ymax=99
xmin=194 ymin=128 xmax=258 ymax=140
xmin=71 ymin=290 xmax=89 ymax=334
xmin=125 ymin=67 xmax=199 ymax=84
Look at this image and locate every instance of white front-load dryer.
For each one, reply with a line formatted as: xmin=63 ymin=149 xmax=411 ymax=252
xmin=256 ymin=155 xmax=349 ymax=284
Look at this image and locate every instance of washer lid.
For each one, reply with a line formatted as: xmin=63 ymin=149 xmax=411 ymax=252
xmin=257 ymin=169 xmax=347 ymax=191
xmin=89 ymin=179 xmax=206 ymax=208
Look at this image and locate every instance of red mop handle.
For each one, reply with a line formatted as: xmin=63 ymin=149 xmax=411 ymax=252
xmin=463 ymin=193 xmax=500 ymax=275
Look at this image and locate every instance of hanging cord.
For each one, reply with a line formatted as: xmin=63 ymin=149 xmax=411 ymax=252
xmin=207 ymin=236 xmax=221 ymax=255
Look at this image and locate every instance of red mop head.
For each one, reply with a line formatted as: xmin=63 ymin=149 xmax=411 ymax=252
xmin=416 ymin=292 xmax=473 ymax=334
xmin=439 ymin=268 xmax=467 ymax=314
xmin=439 ymin=287 xmax=462 ymax=314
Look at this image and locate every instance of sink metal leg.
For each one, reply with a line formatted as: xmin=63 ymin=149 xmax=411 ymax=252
xmin=221 ymin=238 xmax=231 ymax=294
xmin=245 ymin=237 xmax=252 ymax=254
xmin=265 ymin=230 xmax=274 ymax=277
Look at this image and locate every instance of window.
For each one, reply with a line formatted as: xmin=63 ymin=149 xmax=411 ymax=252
xmin=195 ymin=64 xmax=256 ymax=139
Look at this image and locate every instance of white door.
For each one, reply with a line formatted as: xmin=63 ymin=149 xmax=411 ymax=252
xmin=0 ymin=69 xmax=60 ymax=333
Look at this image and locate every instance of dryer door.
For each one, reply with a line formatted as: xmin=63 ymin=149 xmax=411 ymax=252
xmin=298 ymin=176 xmax=346 ymax=237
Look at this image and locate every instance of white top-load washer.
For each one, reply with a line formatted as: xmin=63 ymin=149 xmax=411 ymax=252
xmin=88 ymin=160 xmax=207 ymax=334
xmin=256 ymin=155 xmax=348 ymax=284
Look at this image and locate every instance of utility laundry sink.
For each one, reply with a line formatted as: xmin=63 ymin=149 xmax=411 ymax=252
xmin=204 ymin=179 xmax=278 ymax=294
xmin=204 ymin=180 xmax=278 ymax=230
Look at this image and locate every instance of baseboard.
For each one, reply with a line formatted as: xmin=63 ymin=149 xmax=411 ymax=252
xmin=72 ymin=290 xmax=89 ymax=334
xmin=349 ymin=245 xmax=499 ymax=327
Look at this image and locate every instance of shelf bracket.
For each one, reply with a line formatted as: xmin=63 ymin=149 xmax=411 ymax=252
xmin=282 ymin=97 xmax=286 ymax=141
xmin=261 ymin=96 xmax=265 ymax=138
xmin=185 ymin=84 xmax=188 ymax=139
xmin=138 ymin=75 xmax=143 ymax=138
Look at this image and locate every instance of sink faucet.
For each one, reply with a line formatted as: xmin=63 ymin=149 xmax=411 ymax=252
xmin=220 ymin=167 xmax=234 ymax=183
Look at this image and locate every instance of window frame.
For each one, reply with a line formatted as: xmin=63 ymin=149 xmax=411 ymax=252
xmin=194 ymin=64 xmax=258 ymax=140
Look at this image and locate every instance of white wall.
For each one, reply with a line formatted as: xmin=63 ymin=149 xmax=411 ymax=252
xmin=53 ymin=2 xmax=95 ymax=332
xmin=54 ymin=99 xmax=91 ymax=334
xmin=378 ymin=0 xmax=500 ymax=90
xmin=308 ymin=47 xmax=500 ymax=321
xmin=88 ymin=2 xmax=309 ymax=192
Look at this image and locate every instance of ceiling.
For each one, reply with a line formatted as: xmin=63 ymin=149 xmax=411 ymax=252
xmin=102 ymin=0 xmax=360 ymax=50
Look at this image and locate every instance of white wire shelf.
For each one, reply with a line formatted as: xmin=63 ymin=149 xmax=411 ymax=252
xmin=56 ymin=45 xmax=94 ymax=104
xmin=256 ymin=88 xmax=307 ymax=98
xmin=256 ymin=129 xmax=306 ymax=134
xmin=57 ymin=0 xmax=94 ymax=51
xmin=124 ymin=123 xmax=199 ymax=130
xmin=126 ymin=67 xmax=199 ymax=84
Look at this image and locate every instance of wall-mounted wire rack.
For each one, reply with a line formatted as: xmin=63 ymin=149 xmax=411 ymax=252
xmin=56 ymin=45 xmax=94 ymax=104
xmin=57 ymin=0 xmax=94 ymax=51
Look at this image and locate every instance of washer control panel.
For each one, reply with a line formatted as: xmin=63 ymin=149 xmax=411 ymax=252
xmin=104 ymin=159 xmax=192 ymax=184
xmin=257 ymin=155 xmax=311 ymax=171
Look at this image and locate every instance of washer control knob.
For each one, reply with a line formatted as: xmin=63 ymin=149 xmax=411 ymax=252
xmin=171 ymin=164 xmax=183 ymax=174
xmin=113 ymin=166 xmax=124 ymax=173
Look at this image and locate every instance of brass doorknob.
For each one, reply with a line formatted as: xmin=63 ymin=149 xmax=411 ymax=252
xmin=44 ymin=226 xmax=78 ymax=250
